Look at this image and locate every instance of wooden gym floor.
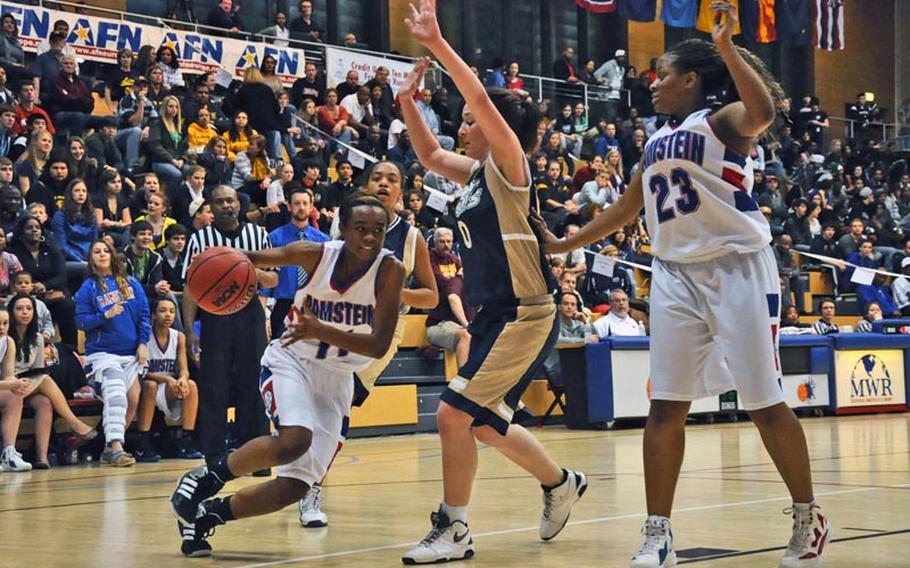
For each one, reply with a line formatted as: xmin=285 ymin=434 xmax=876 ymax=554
xmin=1 ymin=414 xmax=908 ymax=567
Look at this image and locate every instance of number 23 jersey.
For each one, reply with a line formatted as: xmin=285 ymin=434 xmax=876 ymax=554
xmin=642 ymin=108 xmax=771 ymax=263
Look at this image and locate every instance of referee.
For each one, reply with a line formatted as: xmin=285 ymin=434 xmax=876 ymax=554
xmin=182 ymin=185 xmax=278 ymax=472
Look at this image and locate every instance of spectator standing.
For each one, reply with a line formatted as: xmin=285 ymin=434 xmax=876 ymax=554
xmin=231 ymin=67 xmax=282 ymax=160
xmin=29 ymin=32 xmax=64 ymax=89
xmin=257 ymin=12 xmax=290 ymax=47
xmin=290 ymin=61 xmax=326 ymax=107
xmin=37 ymin=20 xmax=78 ymax=74
xmin=365 ymin=67 xmax=395 ymax=124
xmin=259 ymin=56 xmax=284 ymax=94
xmin=181 ymin=185 xmax=276 ymax=469
xmin=205 ymin=0 xmax=242 ymax=35
xmin=75 ymin=239 xmax=151 ymax=467
xmin=594 ymin=50 xmax=627 ymax=122
xmin=504 ymin=62 xmax=525 ymax=94
xmin=262 ymin=187 xmax=329 ymax=337
xmin=290 ymin=0 xmax=324 ymax=42
xmin=552 ymin=46 xmax=582 ymax=86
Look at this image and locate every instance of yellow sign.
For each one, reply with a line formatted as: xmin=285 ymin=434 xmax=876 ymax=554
xmin=834 ymin=350 xmax=907 ymax=409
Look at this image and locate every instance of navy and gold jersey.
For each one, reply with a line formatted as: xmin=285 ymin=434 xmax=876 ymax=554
xmin=383 ymin=215 xmax=419 ymax=278
xmin=455 ymin=159 xmax=551 ymax=308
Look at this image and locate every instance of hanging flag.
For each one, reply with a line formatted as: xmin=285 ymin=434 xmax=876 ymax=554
xmin=695 ymin=0 xmax=742 ymax=35
xmin=662 ymin=0 xmax=699 ymax=28
xmin=619 ymin=0 xmax=657 ymax=22
xmin=776 ymin=0 xmax=812 ymax=45
xmin=576 ymin=0 xmax=618 ymax=13
xmin=757 ymin=0 xmax=777 ymax=43
xmin=813 ymin=0 xmax=845 ymax=50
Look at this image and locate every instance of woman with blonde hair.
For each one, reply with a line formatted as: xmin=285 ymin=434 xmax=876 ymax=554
xmin=148 ymin=95 xmax=189 ymax=194
xmin=233 ymin=66 xmax=282 ymax=159
xmin=15 ymin=129 xmax=52 ymax=196
xmin=603 ymin=147 xmax=626 ymax=194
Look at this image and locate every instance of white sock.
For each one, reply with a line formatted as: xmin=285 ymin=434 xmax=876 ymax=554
xmin=441 ymin=502 xmax=468 ymax=524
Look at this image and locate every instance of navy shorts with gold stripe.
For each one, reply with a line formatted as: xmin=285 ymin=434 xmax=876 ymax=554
xmin=440 ymin=298 xmax=558 ymax=435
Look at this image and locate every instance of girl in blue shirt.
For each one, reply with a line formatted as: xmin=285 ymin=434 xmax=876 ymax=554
xmin=75 ymin=239 xmax=150 ymax=467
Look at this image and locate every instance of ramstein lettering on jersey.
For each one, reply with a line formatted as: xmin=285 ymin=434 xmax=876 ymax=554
xmin=304 ymin=295 xmax=375 ymax=326
xmin=148 ymin=358 xmax=177 ymax=375
xmin=642 ymin=130 xmax=706 ymax=170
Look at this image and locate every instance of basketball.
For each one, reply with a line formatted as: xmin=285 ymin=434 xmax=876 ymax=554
xmin=186 ymin=247 xmax=258 ymax=315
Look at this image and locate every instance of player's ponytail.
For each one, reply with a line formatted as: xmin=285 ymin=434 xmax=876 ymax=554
xmin=488 ymin=88 xmax=542 ymax=153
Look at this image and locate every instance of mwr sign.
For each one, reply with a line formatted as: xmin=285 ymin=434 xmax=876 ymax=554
xmin=834 ymin=350 xmax=907 ymax=411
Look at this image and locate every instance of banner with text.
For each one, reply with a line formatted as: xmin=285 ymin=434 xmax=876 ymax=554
xmin=324 ymin=46 xmax=418 ymax=96
xmin=0 ymin=2 xmax=305 ymax=86
xmin=834 ymin=349 xmax=907 ymax=411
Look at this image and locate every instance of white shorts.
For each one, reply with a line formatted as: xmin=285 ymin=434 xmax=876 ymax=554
xmin=260 ymin=340 xmax=353 ymax=486
xmin=155 ymin=383 xmax=182 ymax=421
xmin=649 ymin=246 xmax=785 ymax=411
xmin=85 ymin=353 xmax=145 ymax=393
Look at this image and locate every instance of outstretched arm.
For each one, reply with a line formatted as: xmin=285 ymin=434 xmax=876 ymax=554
xmin=707 ymin=2 xmax=776 ymax=146
xmin=404 ymin=0 xmax=529 ymax=186
xmin=246 ymin=240 xmax=324 ymax=275
xmin=538 ymin=167 xmax=644 ymax=255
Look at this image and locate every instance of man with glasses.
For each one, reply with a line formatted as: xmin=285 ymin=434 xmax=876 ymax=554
xmin=45 ymin=55 xmax=93 ymax=138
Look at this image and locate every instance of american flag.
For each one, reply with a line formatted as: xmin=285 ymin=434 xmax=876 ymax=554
xmin=813 ymin=0 xmax=845 ymax=50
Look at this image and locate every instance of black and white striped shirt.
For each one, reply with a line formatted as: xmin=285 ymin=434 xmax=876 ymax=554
xmin=182 ymin=222 xmax=272 ymax=280
xmin=812 ymin=319 xmax=839 ymax=335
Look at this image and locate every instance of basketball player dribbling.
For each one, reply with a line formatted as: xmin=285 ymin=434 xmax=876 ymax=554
xmin=169 ymin=194 xmax=405 ymax=557
xmin=540 ymin=3 xmax=829 ymax=567
xmin=297 ymin=160 xmax=439 ymax=528
xmin=399 ymin=1 xmax=587 ymax=564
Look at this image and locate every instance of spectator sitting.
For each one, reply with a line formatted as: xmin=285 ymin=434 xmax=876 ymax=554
xmin=128 ymin=172 xmax=160 ymax=220
xmin=0 ymin=184 xmax=29 ymax=238
xmin=416 ymin=88 xmax=455 ymax=151
xmin=536 ymin=160 xmax=577 ymax=232
xmin=116 ymin=77 xmax=155 ymax=173
xmin=186 ymin=107 xmax=219 ymax=156
xmin=0 ymin=229 xmax=22 ymax=300
xmin=857 ymin=272 xmax=900 ymax=318
xmin=155 ymin=46 xmax=185 ymax=91
xmin=340 ymin=86 xmax=374 ymax=139
xmin=592 ymin=288 xmax=646 ymax=337
xmin=134 ymin=192 xmax=177 ymax=251
xmin=0 ymin=105 xmax=15 ymax=158
xmin=8 ymin=216 xmax=78 ymax=345
xmin=51 ymin=178 xmax=96 ymax=291
xmin=774 ymin=234 xmax=806 ymax=314
xmin=14 ymin=82 xmax=54 ymax=136
xmin=122 ymin=220 xmax=181 ymax=329
xmin=134 ymin=297 xmax=202 ymax=462
xmin=147 ymin=95 xmax=189 ymax=195
xmin=171 ymin=165 xmax=207 ymax=229
xmin=406 ymin=190 xmax=435 ymax=234
xmin=230 ymin=134 xmax=275 ymax=207
xmin=543 ymin=131 xmax=575 ymax=176
xmin=317 ymin=88 xmax=356 ymax=149
xmin=36 ymin=152 xmax=73 ymax=214
xmin=160 ymin=223 xmax=187 ymax=293
xmin=85 ymin=117 xmax=125 ymax=173
xmin=259 ymin=55 xmax=284 ymax=94
xmin=267 ymin=162 xmax=295 ymax=207
xmin=838 ymin=218 xmax=867 ymax=259
xmin=757 ymin=171 xmax=788 ymax=232
xmin=197 ymin=136 xmax=233 ymax=190
xmin=222 ymin=110 xmax=258 ymax=162
xmin=571 ymin=154 xmax=603 ymax=195
xmin=75 ymin=239 xmax=151 ymax=468
xmin=0 ymin=308 xmax=31 ymax=471
xmin=553 ymin=223 xmax=587 ymax=278
xmin=65 ymin=138 xmax=100 ymax=195
xmin=780 ymin=305 xmax=811 ymax=330
xmin=553 ymin=104 xmax=580 ymax=156
xmin=182 ymin=80 xmax=228 ymax=133
xmin=425 ymin=227 xmax=473 ymax=367
xmin=9 ymin=271 xmax=55 ymax=341
xmin=188 ymin=199 xmax=213 ymax=233
xmin=592 ymin=121 xmax=621 ymax=159
xmin=855 ymin=300 xmax=884 ymax=333
xmin=290 ymin=0 xmax=323 ymax=42
xmin=582 ymin=244 xmax=633 ymax=309
xmin=810 ymin=223 xmax=840 ymax=258
xmin=843 ymin=238 xmax=877 ymax=293
xmin=144 ymin=65 xmax=170 ymax=110
xmin=812 ymin=298 xmax=839 ymax=335
xmin=43 ymin=55 xmax=93 ymax=139
xmin=97 ymin=174 xmax=140 ymax=246
xmin=335 ymin=70 xmax=360 ymax=101
xmin=290 ymin=62 xmax=326 ymax=108
xmin=276 ymin=91 xmax=299 ymax=159
xmin=576 ymin=169 xmax=619 ymax=209
xmin=8 ymin=293 xmax=97 ymax=468
xmin=542 ymin=291 xmax=597 ymax=385
xmin=103 ymin=48 xmax=139 ymax=110
xmin=0 ymin=67 xmax=13 ymax=106
xmin=892 ymin=256 xmax=910 ymax=316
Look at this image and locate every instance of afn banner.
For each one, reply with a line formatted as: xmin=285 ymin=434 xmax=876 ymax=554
xmin=0 ymin=2 xmax=306 ymax=86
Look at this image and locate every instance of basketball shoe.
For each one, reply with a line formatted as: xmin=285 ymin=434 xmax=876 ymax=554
xmin=401 ymin=509 xmax=475 ymax=565
xmin=299 ymin=483 xmax=328 ymax=527
xmin=177 ymin=521 xmax=212 ymax=558
xmin=170 ymin=465 xmax=226 ymax=524
xmin=779 ymin=503 xmax=830 ymax=568
xmin=630 ymin=516 xmax=676 ymax=568
xmin=540 ymin=469 xmax=588 ymax=540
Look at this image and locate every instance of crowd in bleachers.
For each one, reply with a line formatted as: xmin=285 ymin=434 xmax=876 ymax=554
xmin=0 ymin=1 xmax=906 ymax=471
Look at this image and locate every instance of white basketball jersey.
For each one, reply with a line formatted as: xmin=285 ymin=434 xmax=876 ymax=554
xmin=641 ymin=108 xmax=771 ymax=263
xmin=287 ymin=240 xmax=392 ymax=372
xmin=147 ymin=328 xmax=179 ymax=378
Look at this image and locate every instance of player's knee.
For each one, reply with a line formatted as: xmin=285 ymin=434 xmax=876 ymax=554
xmin=30 ymin=394 xmax=51 ymax=413
xmin=436 ymin=402 xmax=472 ymax=433
xmin=471 ymin=424 xmax=502 ymax=446
xmin=647 ymin=401 xmax=689 ymax=427
xmin=187 ymin=380 xmax=198 ymax=395
xmin=747 ymin=402 xmax=791 ymax=428
xmin=141 ymin=380 xmax=157 ymax=396
xmin=275 ymin=428 xmax=312 ymax=464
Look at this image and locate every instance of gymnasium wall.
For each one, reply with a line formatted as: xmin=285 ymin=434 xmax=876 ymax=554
xmin=814 ymin=0 xmax=895 ymax=126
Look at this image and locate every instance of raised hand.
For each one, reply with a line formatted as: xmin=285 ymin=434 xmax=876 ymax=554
xmin=711 ymin=1 xmax=738 ymax=47
xmin=404 ymin=0 xmax=442 ymax=47
xmin=400 ymin=57 xmax=430 ymax=100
